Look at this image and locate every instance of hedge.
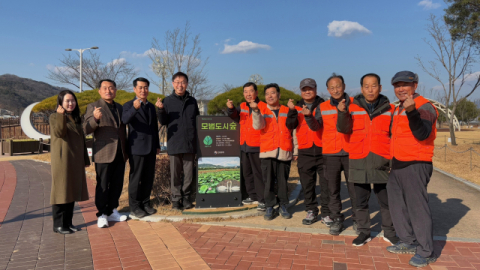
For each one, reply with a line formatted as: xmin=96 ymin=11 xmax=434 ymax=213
xmin=32 ymin=89 xmax=165 ymax=115
xmin=208 ymin=85 xmax=302 ymax=115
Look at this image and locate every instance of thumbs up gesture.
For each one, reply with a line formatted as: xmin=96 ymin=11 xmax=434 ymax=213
xmin=93 ymin=106 xmax=102 ymax=120
xmin=337 ymin=99 xmax=346 ymax=112
xmin=287 ymin=99 xmax=295 ymax=110
xmin=155 ymin=97 xmax=164 ymax=109
xmin=403 ymin=95 xmax=415 ymax=112
xmin=226 ymin=99 xmax=234 ymax=109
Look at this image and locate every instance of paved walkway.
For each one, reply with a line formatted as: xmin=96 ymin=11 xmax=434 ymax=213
xmin=0 ymin=159 xmax=479 ymax=270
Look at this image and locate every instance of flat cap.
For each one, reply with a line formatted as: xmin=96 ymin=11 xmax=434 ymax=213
xmin=391 ymin=71 xmax=419 ymax=85
xmin=300 ymin=78 xmax=317 ymax=90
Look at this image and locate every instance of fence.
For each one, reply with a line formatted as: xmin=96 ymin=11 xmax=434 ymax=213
xmin=435 ymin=144 xmax=480 ymax=171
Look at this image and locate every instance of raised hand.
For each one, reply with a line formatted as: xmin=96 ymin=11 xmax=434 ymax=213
xmin=155 ymin=97 xmax=163 ymax=109
xmin=57 ymin=105 xmax=65 ymax=114
xmin=302 ymin=105 xmax=312 ymax=116
xmin=133 ymin=99 xmax=141 ymax=110
xmin=403 ymin=95 xmax=415 ymax=112
xmin=337 ymin=99 xmax=346 ymax=112
xmin=93 ymin=106 xmax=102 ymax=120
xmin=287 ymin=99 xmax=295 ymax=110
xmin=226 ymin=99 xmax=234 ymax=109
xmin=250 ymin=101 xmax=258 ymax=112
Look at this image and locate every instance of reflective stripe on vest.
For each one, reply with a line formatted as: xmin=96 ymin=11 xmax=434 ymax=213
xmin=239 ymin=101 xmax=266 ymax=147
xmin=348 ymin=103 xmax=394 ymax=160
xmin=391 ymin=96 xmax=438 ymax=162
xmin=320 ymin=98 xmax=353 ymax=154
xmin=295 ymin=105 xmax=322 ymax=149
xmin=259 ymin=105 xmax=293 ymax=153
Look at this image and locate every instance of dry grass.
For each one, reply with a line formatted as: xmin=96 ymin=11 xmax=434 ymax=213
xmin=433 ymin=129 xmax=480 ymax=185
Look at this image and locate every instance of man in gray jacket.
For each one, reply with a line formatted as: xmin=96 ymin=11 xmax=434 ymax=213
xmin=157 ymin=72 xmax=200 ymax=210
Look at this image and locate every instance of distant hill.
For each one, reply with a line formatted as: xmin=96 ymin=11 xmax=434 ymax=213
xmin=0 ymin=74 xmax=70 ymax=115
xmin=198 ymin=163 xmax=239 ymax=169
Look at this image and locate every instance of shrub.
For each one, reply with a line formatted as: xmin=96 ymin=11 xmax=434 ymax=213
xmin=207 ymin=85 xmax=302 ymax=115
xmin=32 ymin=89 xmax=165 ymax=116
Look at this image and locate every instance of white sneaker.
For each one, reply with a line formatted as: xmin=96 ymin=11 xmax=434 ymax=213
xmin=97 ymin=214 xmax=109 ymax=228
xmin=107 ymin=209 xmax=127 ymax=222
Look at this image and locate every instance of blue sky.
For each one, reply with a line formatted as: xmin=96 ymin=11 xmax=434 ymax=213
xmin=1 ymin=0 xmax=479 ymax=102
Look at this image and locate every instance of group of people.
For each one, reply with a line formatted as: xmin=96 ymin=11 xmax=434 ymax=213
xmin=49 ymin=72 xmax=198 ymax=232
xmin=227 ymin=71 xmax=438 ymax=267
xmin=48 ymin=69 xmax=437 ymax=268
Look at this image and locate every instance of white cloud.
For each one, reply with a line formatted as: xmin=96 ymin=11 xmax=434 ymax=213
xmin=46 ymin=64 xmax=75 ymax=75
xmin=418 ymin=0 xmax=441 ymax=10
xmin=221 ymin=40 xmax=271 ymax=54
xmin=107 ymin=58 xmax=126 ymax=66
xmin=120 ymin=48 xmax=161 ymax=58
xmin=464 ymin=71 xmax=480 ymax=82
xmin=327 ymin=21 xmax=372 ymax=38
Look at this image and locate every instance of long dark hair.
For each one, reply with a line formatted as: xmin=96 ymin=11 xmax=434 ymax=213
xmin=57 ymin=90 xmax=81 ymax=124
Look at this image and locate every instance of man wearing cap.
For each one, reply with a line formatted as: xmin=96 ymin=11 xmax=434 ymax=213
xmin=226 ymin=82 xmax=267 ymax=211
xmin=386 ymin=71 xmax=438 ymax=267
xmin=252 ymin=83 xmax=294 ymax=220
xmin=306 ymin=74 xmax=358 ymax=235
xmin=285 ymin=78 xmax=328 ymax=226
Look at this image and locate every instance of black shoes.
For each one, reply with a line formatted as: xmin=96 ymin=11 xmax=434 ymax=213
xmin=352 ymin=232 xmax=372 ymax=246
xmin=53 ymin=227 xmax=74 ymax=234
xmin=264 ymin=207 xmax=278 ymax=220
xmin=131 ymin=208 xmax=147 ymax=218
xmin=257 ymin=203 xmax=266 ymax=211
xmin=183 ymin=197 xmax=194 ymax=210
xmin=279 ymin=205 xmax=292 ymax=219
xmin=329 ymin=218 xmax=344 ymax=235
xmin=144 ymin=204 xmax=157 ymax=215
xmin=69 ymin=225 xmax=79 ymax=232
xmin=172 ymin=201 xmax=183 ymax=211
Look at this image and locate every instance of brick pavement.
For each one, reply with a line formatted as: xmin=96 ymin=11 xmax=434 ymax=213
xmin=1 ymin=159 xmax=480 ymax=270
xmin=175 ymin=222 xmax=480 ymax=270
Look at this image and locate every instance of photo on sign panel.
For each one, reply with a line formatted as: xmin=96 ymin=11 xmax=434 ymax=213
xmin=198 ymin=157 xmax=240 ymax=194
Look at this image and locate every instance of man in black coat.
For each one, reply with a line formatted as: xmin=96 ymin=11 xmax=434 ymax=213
xmin=157 ymin=72 xmax=200 ymax=210
xmin=122 ymin=77 xmax=160 ymax=218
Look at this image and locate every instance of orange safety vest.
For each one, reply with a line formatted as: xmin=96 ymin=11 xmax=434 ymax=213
xmin=295 ymin=106 xmax=322 ymax=149
xmin=391 ymin=96 xmax=438 ymax=162
xmin=259 ymin=105 xmax=293 ymax=153
xmin=239 ymin=101 xmax=266 ymax=147
xmin=348 ymin=103 xmax=395 ymax=160
xmin=320 ymin=98 xmax=353 ymax=154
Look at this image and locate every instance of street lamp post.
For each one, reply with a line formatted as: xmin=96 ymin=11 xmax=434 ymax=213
xmin=65 ymin=46 xmax=99 ymax=92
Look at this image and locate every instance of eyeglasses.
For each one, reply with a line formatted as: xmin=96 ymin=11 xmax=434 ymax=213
xmin=173 ymin=81 xmax=187 ymax=85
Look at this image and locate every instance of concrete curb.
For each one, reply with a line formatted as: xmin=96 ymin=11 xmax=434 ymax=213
xmin=191 ymin=222 xmax=480 ymax=243
xmin=433 ymin=166 xmax=480 ymax=192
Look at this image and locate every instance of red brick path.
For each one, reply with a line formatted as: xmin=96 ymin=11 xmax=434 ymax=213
xmin=174 ymin=223 xmax=480 ymax=270
xmin=0 ymin=162 xmax=16 ymax=228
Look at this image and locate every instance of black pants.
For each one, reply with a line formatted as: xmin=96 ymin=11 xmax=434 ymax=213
xmin=170 ymin=153 xmax=195 ymax=202
xmin=354 ymin=183 xmax=395 ymax=238
xmin=388 ymin=163 xmax=434 ymax=257
xmin=95 ymin=150 xmax=125 ymax=217
xmin=241 ymin=151 xmax=264 ymax=203
xmin=262 ymin=158 xmax=291 ymax=208
xmin=297 ymin=153 xmax=329 ymax=216
xmin=128 ymin=152 xmax=156 ymax=211
xmin=52 ymin=202 xmax=75 ymax=228
xmin=324 ymin=156 xmax=357 ymax=221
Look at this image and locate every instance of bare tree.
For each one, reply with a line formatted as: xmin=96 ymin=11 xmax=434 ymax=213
xmin=222 ymin=83 xmax=235 ymax=93
xmin=47 ymin=51 xmax=139 ymax=90
xmin=248 ymin=74 xmax=263 ymax=85
xmin=416 ymin=15 xmax=480 ymax=145
xmin=150 ymin=22 xmax=210 ymax=98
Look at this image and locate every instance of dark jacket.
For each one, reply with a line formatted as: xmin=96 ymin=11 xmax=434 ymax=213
xmin=158 ymin=90 xmax=200 ymax=155
xmin=122 ymin=98 xmax=160 ymax=156
xmin=286 ymin=96 xmax=324 ymax=156
xmin=337 ymin=94 xmax=392 ymax=184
